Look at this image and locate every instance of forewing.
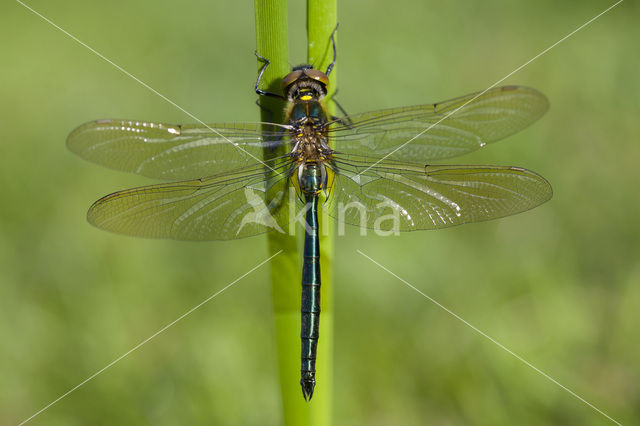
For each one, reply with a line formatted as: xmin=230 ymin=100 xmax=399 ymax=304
xmin=327 ymin=159 xmax=552 ymax=231
xmin=330 ymin=86 xmax=548 ymax=162
xmin=67 ymin=120 xmax=287 ymax=180
xmin=87 ymin=163 xmax=294 ymax=240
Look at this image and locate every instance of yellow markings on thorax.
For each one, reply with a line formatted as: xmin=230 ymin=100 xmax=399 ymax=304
xmin=324 ymin=166 xmax=335 ymax=192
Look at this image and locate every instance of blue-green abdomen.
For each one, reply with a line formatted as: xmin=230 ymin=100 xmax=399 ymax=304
xmin=300 ymin=166 xmax=321 ymax=400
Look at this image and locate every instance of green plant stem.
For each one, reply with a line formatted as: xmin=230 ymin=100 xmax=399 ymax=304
xmin=254 ymin=1 xmax=303 ymax=424
xmin=308 ymin=1 xmax=337 ymax=425
xmin=255 ymin=1 xmax=335 ymax=424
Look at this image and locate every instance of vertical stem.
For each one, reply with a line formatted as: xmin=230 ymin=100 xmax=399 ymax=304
xmin=254 ymin=1 xmax=305 ymax=425
xmin=308 ymin=1 xmax=337 ymax=425
xmin=255 ymin=1 xmax=335 ymax=424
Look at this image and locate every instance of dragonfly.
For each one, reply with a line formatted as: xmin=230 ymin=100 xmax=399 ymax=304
xmin=67 ymin=35 xmax=552 ymax=401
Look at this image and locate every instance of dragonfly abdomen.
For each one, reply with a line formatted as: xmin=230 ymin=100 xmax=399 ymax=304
xmin=300 ymin=187 xmax=321 ymax=401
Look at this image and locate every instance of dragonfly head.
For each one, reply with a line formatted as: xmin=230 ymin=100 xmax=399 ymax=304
xmin=281 ymin=66 xmax=329 ymax=102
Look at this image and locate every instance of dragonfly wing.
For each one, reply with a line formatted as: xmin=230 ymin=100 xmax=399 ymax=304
xmin=330 ymin=86 xmax=548 ymax=162
xmin=327 ymin=159 xmax=552 ymax=231
xmin=87 ymin=163 xmax=294 ymax=240
xmin=67 ymin=120 xmax=287 ymax=180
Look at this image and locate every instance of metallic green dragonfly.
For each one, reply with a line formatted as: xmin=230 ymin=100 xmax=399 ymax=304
xmin=68 ymin=51 xmax=552 ymax=400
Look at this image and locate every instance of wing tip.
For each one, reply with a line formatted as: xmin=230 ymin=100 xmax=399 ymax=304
xmin=501 ymin=85 xmax=550 ymax=115
xmin=66 ymin=119 xmax=118 ymax=150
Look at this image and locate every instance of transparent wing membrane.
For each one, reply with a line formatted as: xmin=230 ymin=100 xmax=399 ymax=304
xmin=329 ymin=86 xmax=548 ymax=163
xmin=67 ymin=120 xmax=288 ymax=180
xmin=327 ymin=156 xmax=552 ymax=231
xmin=70 ymin=85 xmax=551 ymax=239
xmin=87 ymin=160 xmax=293 ymax=240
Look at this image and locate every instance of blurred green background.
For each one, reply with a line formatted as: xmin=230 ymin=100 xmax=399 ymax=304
xmin=2 ymin=0 xmax=638 ymax=424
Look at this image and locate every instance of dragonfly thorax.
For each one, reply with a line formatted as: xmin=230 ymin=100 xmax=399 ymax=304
xmin=288 ymin=101 xmax=333 ymax=163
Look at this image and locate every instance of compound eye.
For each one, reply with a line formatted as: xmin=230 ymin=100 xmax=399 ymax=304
xmin=303 ymin=69 xmax=330 ymax=88
xmin=281 ymin=70 xmax=303 ymax=91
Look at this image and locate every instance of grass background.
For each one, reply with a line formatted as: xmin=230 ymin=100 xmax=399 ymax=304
xmin=1 ymin=0 xmax=638 ymax=424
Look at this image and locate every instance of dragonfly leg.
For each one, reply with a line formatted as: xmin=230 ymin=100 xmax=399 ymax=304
xmin=254 ymin=51 xmax=286 ymax=100
xmin=330 ymin=92 xmax=354 ymax=128
xmin=254 ymin=99 xmax=274 ymax=123
xmin=254 ymin=98 xmax=287 ymax=152
xmin=325 ymin=23 xmax=339 ymax=76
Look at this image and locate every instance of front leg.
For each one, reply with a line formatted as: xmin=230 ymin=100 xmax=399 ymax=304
xmin=255 ymin=51 xmax=286 ymax=100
